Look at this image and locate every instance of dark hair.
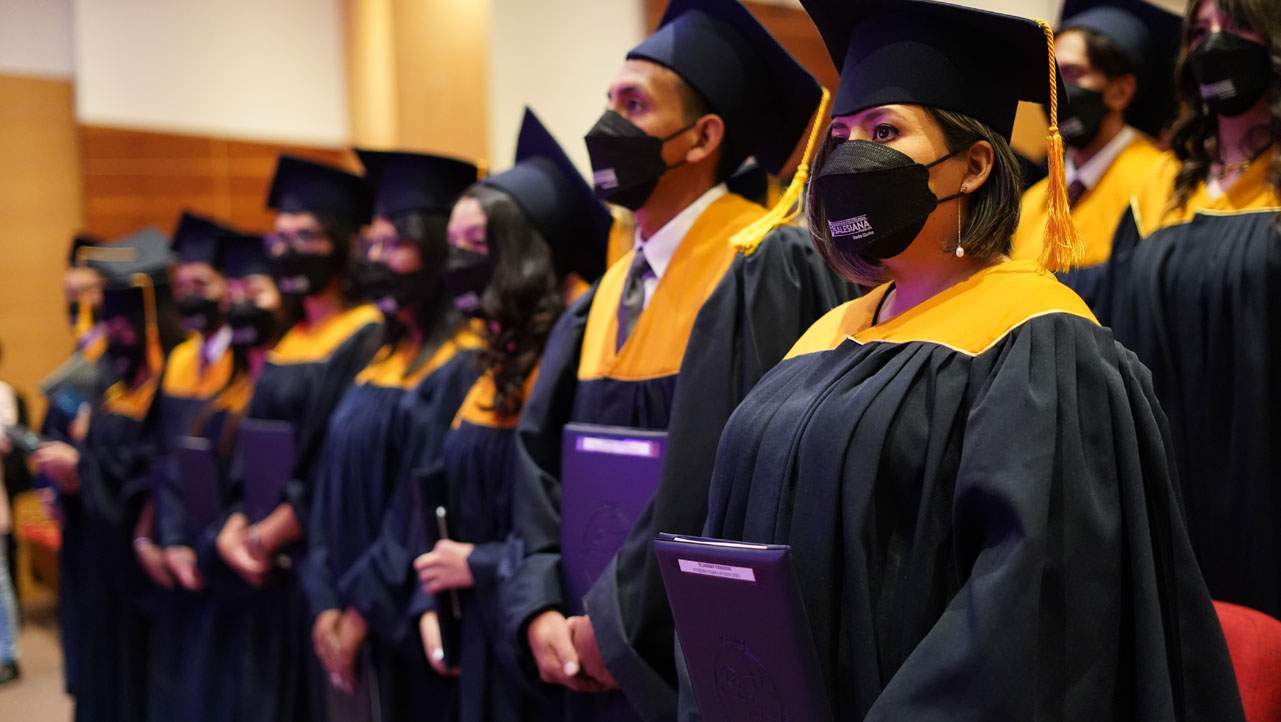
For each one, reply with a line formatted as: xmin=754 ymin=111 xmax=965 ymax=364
xmin=675 ymin=77 xmax=740 ymax=184
xmin=381 ymin=209 xmax=456 ymax=376
xmin=312 ymin=211 xmax=365 ymax=306
xmin=1071 ymin=26 xmax=1137 ymax=80
xmin=1167 ymin=0 xmax=1281 ymax=212
xmin=464 ymin=184 xmax=565 ymax=418
xmin=806 ymin=108 xmax=1023 ymax=286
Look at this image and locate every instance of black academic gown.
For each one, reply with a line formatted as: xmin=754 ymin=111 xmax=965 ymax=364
xmin=228 ymin=304 xmax=383 ymax=722
xmin=42 ymin=334 xmax=114 ymax=698
xmin=438 ymin=371 xmax=564 ymax=722
xmin=678 ymin=260 xmax=1244 ymax=721
xmin=503 ymin=192 xmax=856 ymax=722
xmin=62 ymin=371 xmax=165 ymax=722
xmin=1092 ymin=152 xmax=1281 ymax=619
xmin=301 ymin=324 xmax=480 ymax=722
xmin=146 ymin=331 xmax=236 ymax=722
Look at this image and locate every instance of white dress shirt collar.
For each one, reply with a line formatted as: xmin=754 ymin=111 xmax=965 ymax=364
xmin=1066 ymin=125 xmax=1136 ymax=192
xmin=633 ymin=183 xmax=728 ymax=282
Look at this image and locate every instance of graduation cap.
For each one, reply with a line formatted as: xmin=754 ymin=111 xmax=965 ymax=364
xmin=101 ymin=274 xmax=166 ymax=377
xmin=482 ymin=108 xmax=612 ymax=283
xmin=216 ymin=232 xmax=271 ymax=280
xmin=627 ymin=0 xmax=822 ymax=175
xmin=68 ymin=233 xmax=102 ymax=267
xmin=803 ymin=0 xmax=1064 ymax=140
xmin=800 ymin=0 xmax=1082 ymax=269
xmin=82 ymin=227 xmax=173 ymax=286
xmin=355 ymin=149 xmax=481 ymax=218
xmin=172 ymin=211 xmax=236 ymax=265
xmin=1059 ymin=0 xmax=1183 ymax=137
xmin=266 ymin=155 xmax=373 ymax=227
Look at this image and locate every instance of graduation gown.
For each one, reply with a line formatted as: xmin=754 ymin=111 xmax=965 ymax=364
xmin=302 ymin=325 xmax=481 ymax=722
xmin=1092 ymin=151 xmax=1281 ymax=619
xmin=440 ymin=370 xmax=563 ymax=722
xmin=43 ymin=332 xmax=113 ymax=697
xmin=505 ymin=192 xmax=857 ymax=721
xmin=680 ymin=260 xmax=1244 ymax=721
xmin=146 ymin=330 xmax=235 ymax=722
xmin=1011 ymin=133 xmax=1164 ymax=302
xmin=229 ymin=303 xmax=383 ymax=722
xmin=62 ymin=372 xmax=164 ymax=722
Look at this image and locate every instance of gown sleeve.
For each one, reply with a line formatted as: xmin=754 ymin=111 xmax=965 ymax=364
xmin=859 ymin=317 xmax=1241 ymax=721
xmin=582 ymin=226 xmax=859 ymax=720
xmin=501 ymin=289 xmax=596 ymax=671
xmin=337 ymin=352 xmax=478 ymax=646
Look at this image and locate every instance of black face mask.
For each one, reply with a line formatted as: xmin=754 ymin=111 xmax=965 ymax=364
xmin=1189 ymin=32 xmax=1272 ymax=118
xmin=813 ymin=140 xmax=962 ymax=260
xmin=1058 ymin=85 xmax=1109 ymax=149
xmin=353 ymin=257 xmax=427 ymax=314
xmin=584 ymin=110 xmax=694 ymax=211
xmin=441 ymin=247 xmax=494 ymax=318
xmin=270 ymin=247 xmax=338 ymax=296
xmin=178 ymin=293 xmax=222 ymax=334
xmin=227 ymin=301 xmax=278 ymax=349
xmin=106 ymin=340 xmax=146 ymax=382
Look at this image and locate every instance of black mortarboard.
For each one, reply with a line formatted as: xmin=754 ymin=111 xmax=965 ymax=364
xmin=83 ymin=227 xmax=173 ymax=286
xmin=627 ymin=0 xmax=821 ymax=174
xmin=172 ymin=211 xmax=235 ymax=265
xmin=68 ymin=233 xmax=102 ymax=267
xmin=355 ymin=149 xmax=480 ymax=218
xmin=1059 ymin=0 xmax=1183 ymax=137
xmin=101 ymin=284 xmax=147 ymax=327
xmin=482 ymin=108 xmax=611 ymax=283
xmin=217 ymin=232 xmax=271 ymax=280
xmin=803 ymin=0 xmax=1063 ymax=139
xmin=266 ymin=155 xmax=372 ymax=226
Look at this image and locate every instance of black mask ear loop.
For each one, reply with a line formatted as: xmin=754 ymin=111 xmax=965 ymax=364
xmin=658 ymin=119 xmax=701 ymax=175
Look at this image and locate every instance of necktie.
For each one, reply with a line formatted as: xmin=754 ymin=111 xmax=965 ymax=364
xmin=1067 ymin=179 xmax=1087 ymax=209
xmin=617 ymin=249 xmax=652 ymax=351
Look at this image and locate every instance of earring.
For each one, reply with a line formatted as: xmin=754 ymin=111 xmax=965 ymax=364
xmin=954 ymin=185 xmax=967 ymax=258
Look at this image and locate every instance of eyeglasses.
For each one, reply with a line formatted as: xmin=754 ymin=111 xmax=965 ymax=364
xmin=264 ymin=228 xmax=330 ymax=255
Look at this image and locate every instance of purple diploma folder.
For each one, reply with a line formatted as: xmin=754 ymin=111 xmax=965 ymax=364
xmin=654 ymin=534 xmax=833 ymax=722
xmin=175 ymin=437 xmax=221 ymax=535
xmin=560 ymin=423 xmax=666 ymax=614
xmin=237 ymin=419 xmax=295 ymax=523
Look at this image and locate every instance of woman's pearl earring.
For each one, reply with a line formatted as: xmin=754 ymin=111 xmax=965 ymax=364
xmin=954 ymin=185 xmax=968 ymax=258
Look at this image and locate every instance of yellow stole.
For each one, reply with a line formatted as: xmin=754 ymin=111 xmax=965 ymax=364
xmin=1129 ymin=150 xmax=1281 ymax=238
xmin=355 ymin=324 xmax=485 ymax=391
xmin=788 ymin=259 xmax=1097 ymax=358
xmin=161 ymin=334 xmax=235 ymax=400
xmin=453 ymin=366 xmax=542 ymax=430
xmin=267 ymin=304 xmax=382 ymax=365
xmin=1012 ymin=134 xmax=1164 ymax=267
xmin=578 ymin=193 xmax=766 ymax=382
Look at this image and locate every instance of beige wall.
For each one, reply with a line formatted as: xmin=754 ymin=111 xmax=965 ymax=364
xmin=73 ymin=0 xmax=350 ymax=146
xmin=0 ymin=75 xmax=83 ymax=420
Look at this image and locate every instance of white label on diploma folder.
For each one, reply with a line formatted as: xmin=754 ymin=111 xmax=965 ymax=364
xmin=576 ymin=435 xmax=660 ymax=458
xmin=678 ymin=559 xmax=757 ymax=583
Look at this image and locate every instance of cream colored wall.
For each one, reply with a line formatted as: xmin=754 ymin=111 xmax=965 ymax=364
xmin=73 ymin=0 xmax=350 ymax=146
xmin=487 ymin=0 xmax=646 ymax=178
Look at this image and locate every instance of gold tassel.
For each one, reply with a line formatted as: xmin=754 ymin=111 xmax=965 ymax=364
xmin=729 ymin=86 xmax=833 ymax=255
xmin=130 ymin=272 xmax=165 ymax=377
xmin=1035 ymin=19 xmax=1083 ymax=272
xmin=475 ymin=158 xmax=488 ymax=180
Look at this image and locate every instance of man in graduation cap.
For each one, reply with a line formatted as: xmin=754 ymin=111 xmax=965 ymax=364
xmin=671 ymin=0 xmax=1245 ymax=718
xmin=1012 ymin=0 xmax=1181 ymax=299
xmin=501 ymin=1 xmax=855 ymax=719
xmin=33 ymin=227 xmax=184 ymax=722
xmin=37 ymin=234 xmax=113 ymax=450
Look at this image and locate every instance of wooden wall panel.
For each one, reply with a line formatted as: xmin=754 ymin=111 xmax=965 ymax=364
xmin=79 ymin=126 xmax=356 ymax=238
xmin=0 ymin=74 xmax=84 ymax=423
